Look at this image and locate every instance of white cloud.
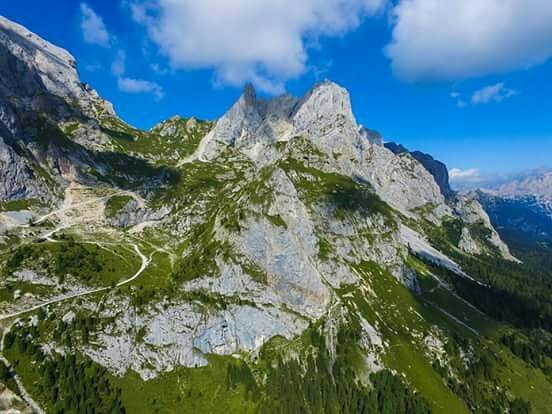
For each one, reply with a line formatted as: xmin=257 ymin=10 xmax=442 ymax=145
xmin=129 ymin=0 xmax=387 ymax=93
xmin=117 ymin=77 xmax=164 ymax=101
xmin=111 ymin=48 xmax=163 ymax=100
xmin=450 ymin=168 xmax=481 ymax=182
xmin=450 ymin=83 xmax=517 ymax=107
xmin=471 ymin=83 xmax=517 ymax=104
xmin=80 ymin=3 xmax=111 ymax=47
xmin=111 ymin=50 xmax=126 ymax=76
xmin=386 ymin=0 xmax=552 ymax=81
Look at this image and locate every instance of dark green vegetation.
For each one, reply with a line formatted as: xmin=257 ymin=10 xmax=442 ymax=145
xmin=500 ymin=330 xmax=552 ymax=376
xmin=2 ymin=236 xmax=139 ymax=287
xmin=278 ymin=157 xmax=394 ymax=224
xmin=422 ymin=218 xmax=552 ymax=330
xmin=409 ymin=217 xmax=552 ymax=412
xmin=256 ymin=324 xmax=431 ymax=414
xmin=422 ymin=256 xmax=552 ymax=330
xmin=0 ymin=199 xmax=42 ymax=212
xmin=105 ymin=195 xmax=133 ymax=218
xmin=348 ymin=261 xmax=530 ymax=414
xmin=4 ymin=322 xmax=125 ymax=413
xmin=103 ymin=116 xmax=213 ymax=164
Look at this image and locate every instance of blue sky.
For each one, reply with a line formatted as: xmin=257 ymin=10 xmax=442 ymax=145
xmin=2 ymin=0 xmax=552 ymax=183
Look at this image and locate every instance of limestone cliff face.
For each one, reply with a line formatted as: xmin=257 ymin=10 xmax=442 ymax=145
xmin=0 ymin=16 xmax=118 ymax=202
xmin=0 ymin=15 xmax=113 ymax=126
xmin=0 ymin=135 xmax=49 ymax=201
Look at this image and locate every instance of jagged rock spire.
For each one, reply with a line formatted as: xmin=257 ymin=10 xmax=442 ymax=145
xmin=242 ymin=83 xmax=257 ymax=106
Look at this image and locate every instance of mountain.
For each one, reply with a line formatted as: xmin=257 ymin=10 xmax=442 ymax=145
xmin=477 ymin=191 xmax=552 ymax=243
xmin=492 ymin=169 xmax=552 ymax=202
xmin=385 ymin=142 xmax=453 ymax=198
xmin=474 ymin=170 xmax=552 ymax=255
xmin=0 ymin=15 xmax=551 ymax=414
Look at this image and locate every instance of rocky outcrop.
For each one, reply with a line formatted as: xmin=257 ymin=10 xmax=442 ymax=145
xmin=0 ymin=136 xmax=49 ymax=201
xmin=458 ymin=227 xmax=482 ymax=255
xmin=84 ymin=296 xmax=309 ymax=380
xmin=453 ymin=193 xmax=518 ymax=261
xmin=151 ymin=116 xmax=200 ymax=137
xmin=0 ymin=382 xmax=33 ymax=414
xmin=385 ymin=142 xmax=453 ymax=198
xmin=105 ymin=197 xmax=168 ymax=229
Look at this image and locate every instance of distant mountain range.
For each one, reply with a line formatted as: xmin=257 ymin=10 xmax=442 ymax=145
xmin=474 ymin=170 xmax=552 ymax=244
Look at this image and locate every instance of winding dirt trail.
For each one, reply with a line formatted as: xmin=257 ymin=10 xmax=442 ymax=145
xmin=0 ymin=244 xmax=150 ymax=411
xmin=1 ymin=186 xmax=153 ymax=412
xmin=0 ymin=244 xmax=150 ymax=322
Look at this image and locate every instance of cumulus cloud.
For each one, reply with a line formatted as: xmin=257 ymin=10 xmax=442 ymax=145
xmin=118 ymin=77 xmax=164 ymax=100
xmin=449 ymin=168 xmax=481 ymax=182
xmin=80 ymin=3 xmax=111 ymax=47
xmin=471 ymin=83 xmax=517 ymax=104
xmin=128 ymin=0 xmax=387 ymax=93
xmin=387 ymin=0 xmax=552 ymax=81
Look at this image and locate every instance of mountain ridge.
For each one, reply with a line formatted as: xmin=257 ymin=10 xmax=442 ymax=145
xmin=0 ymin=15 xmax=550 ymax=414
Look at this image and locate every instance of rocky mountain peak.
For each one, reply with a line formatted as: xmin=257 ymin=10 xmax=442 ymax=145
xmin=292 ymin=80 xmax=357 ymax=136
xmin=0 ymin=15 xmax=113 ymax=123
xmin=195 ymin=80 xmax=360 ymax=161
xmin=242 ymin=82 xmax=257 ymax=106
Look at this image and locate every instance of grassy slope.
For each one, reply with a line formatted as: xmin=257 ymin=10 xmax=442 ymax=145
xmin=4 ymin=346 xmax=53 ymax=410
xmin=111 ymin=356 xmax=256 ymax=414
xmin=101 ymin=116 xmax=213 ymax=165
xmin=0 ymin=199 xmax=43 ymax=212
xmin=1 ymin=239 xmax=141 ymax=288
xmin=348 ymin=263 xmax=470 ymax=414
xmin=350 ymin=257 xmax=552 ymax=413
